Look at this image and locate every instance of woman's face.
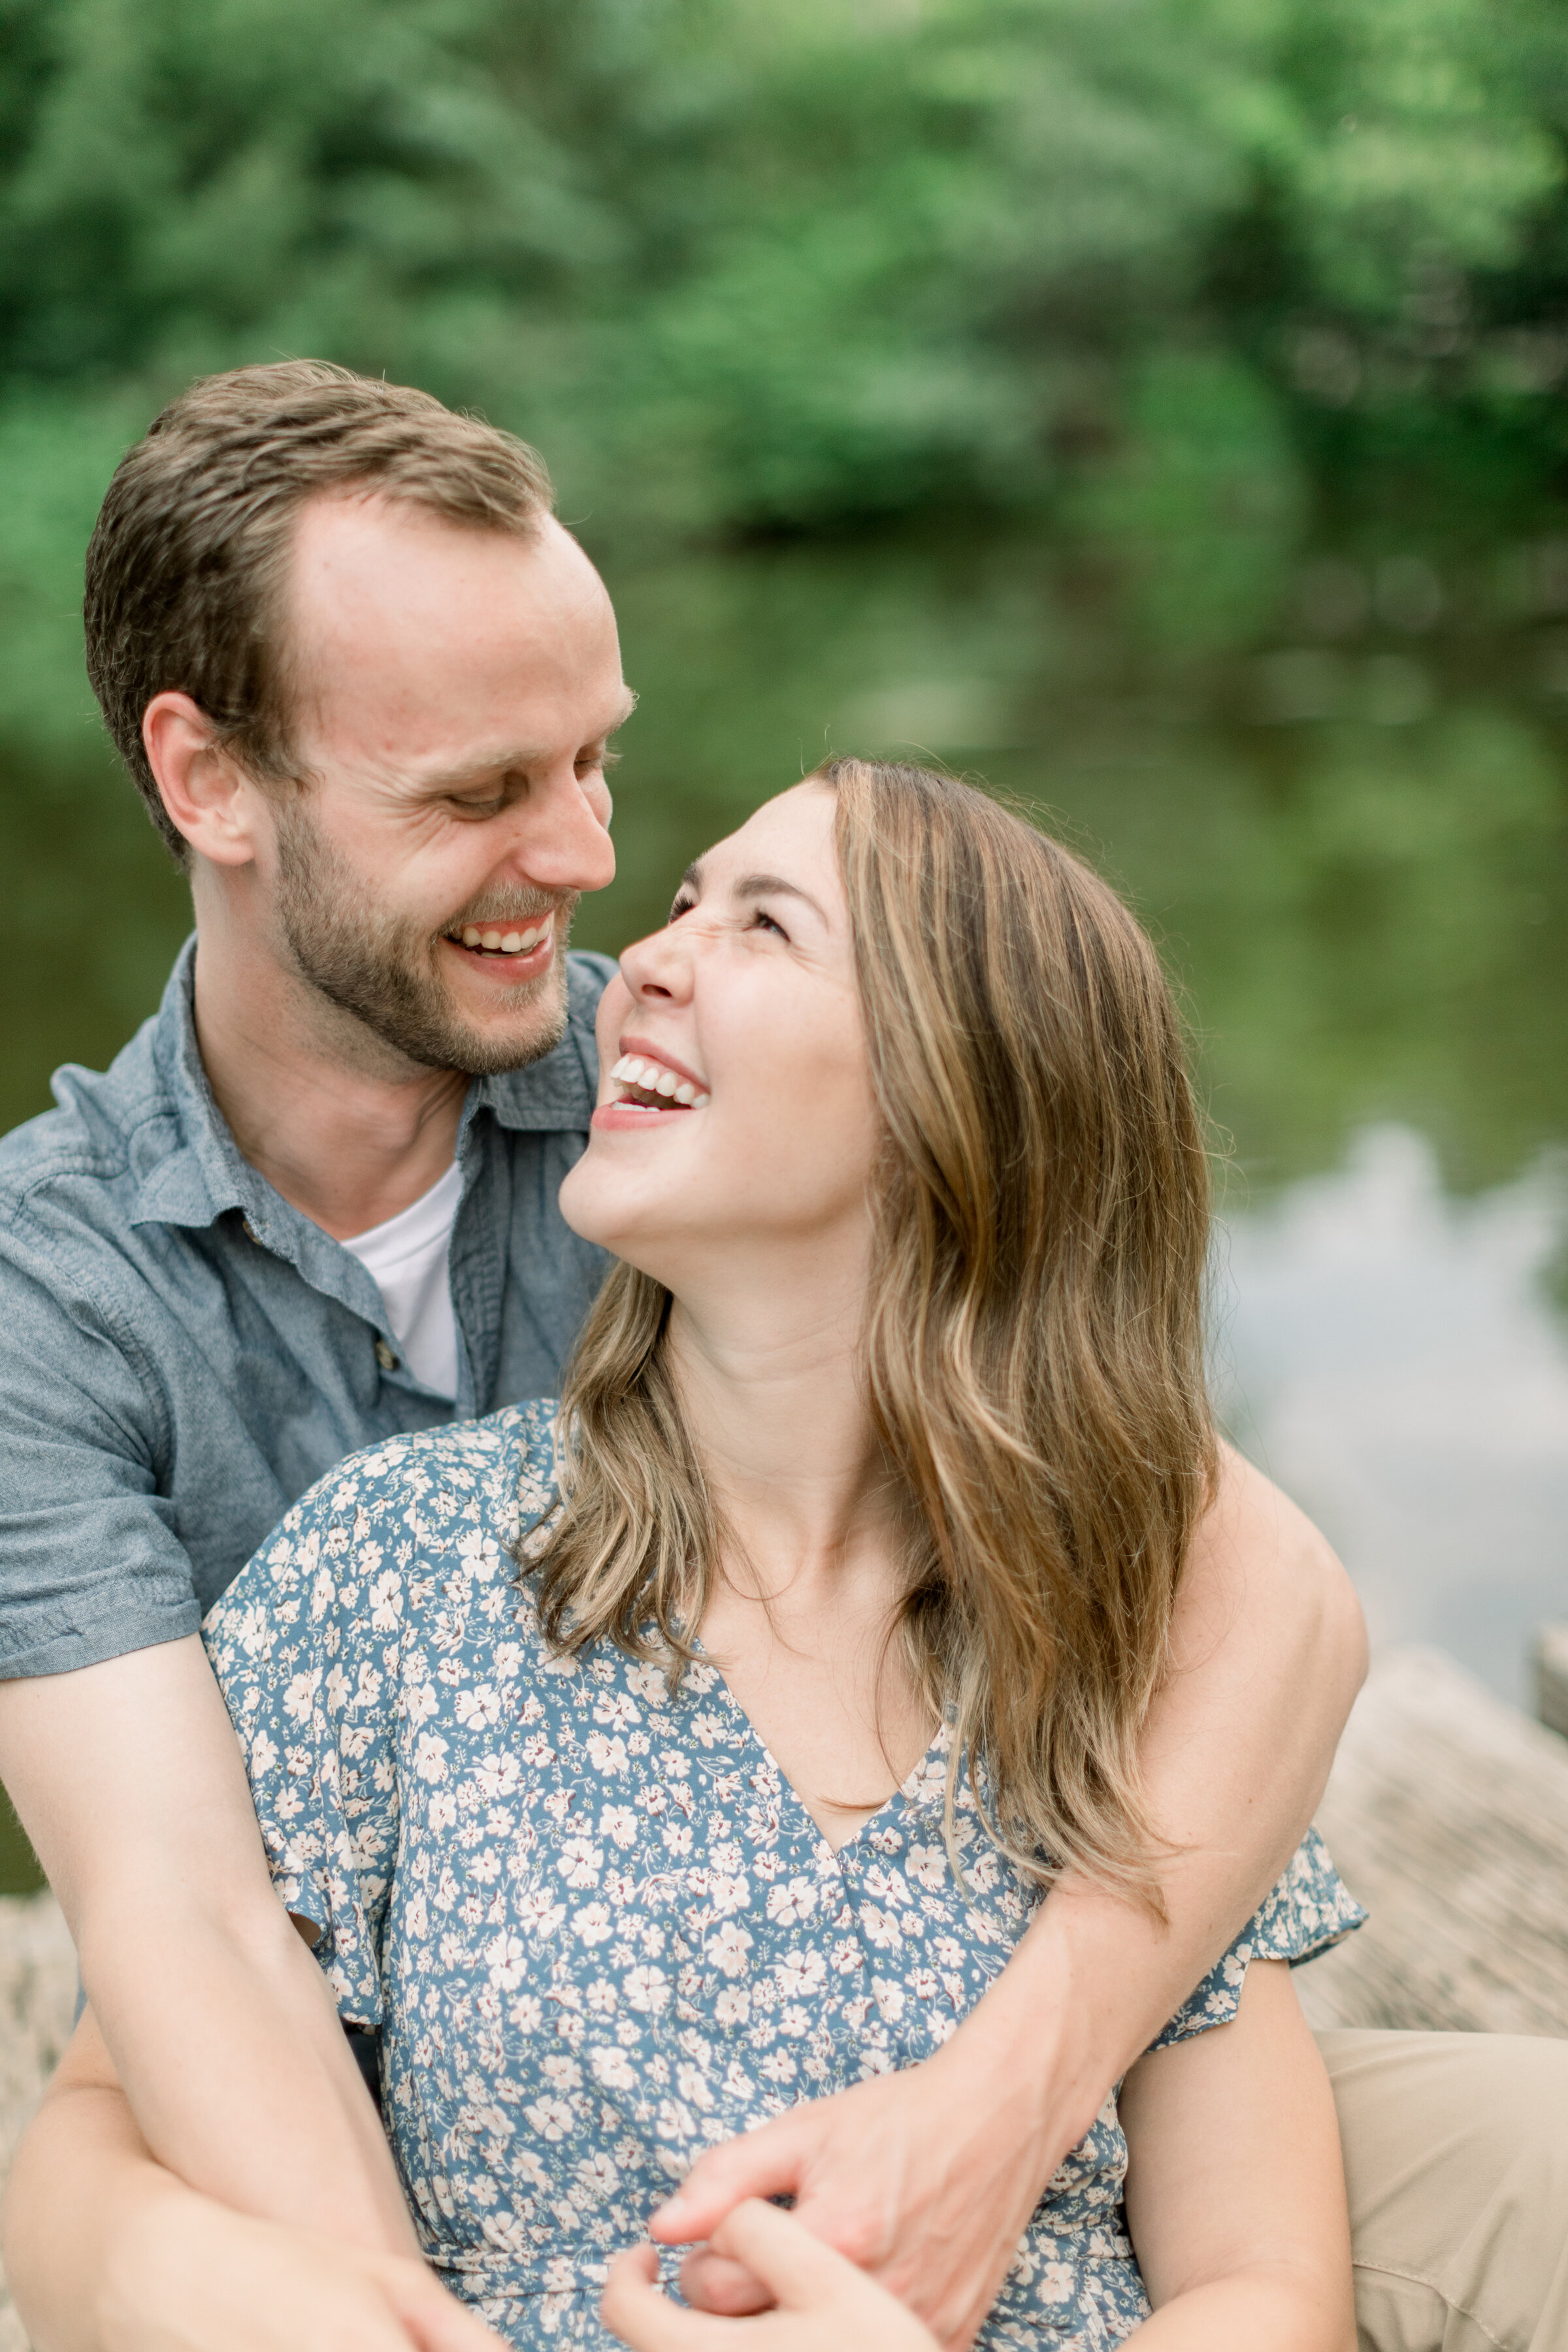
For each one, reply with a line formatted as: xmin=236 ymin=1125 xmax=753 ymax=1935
xmin=559 ymin=781 xmax=880 ymax=1290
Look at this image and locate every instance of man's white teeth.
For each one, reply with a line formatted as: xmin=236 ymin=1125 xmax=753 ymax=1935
xmin=459 ymin=922 xmax=548 ymax=954
xmin=609 ymin=1053 xmax=710 ymax=1108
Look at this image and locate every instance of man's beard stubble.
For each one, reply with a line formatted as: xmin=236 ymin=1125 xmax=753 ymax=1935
xmin=274 ymin=801 xmax=573 ymax=1077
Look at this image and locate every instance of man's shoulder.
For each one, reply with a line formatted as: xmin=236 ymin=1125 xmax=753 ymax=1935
xmin=480 ymin=950 xmax=613 ymax=1135
xmin=0 ymin=1014 xmax=172 ymax=1238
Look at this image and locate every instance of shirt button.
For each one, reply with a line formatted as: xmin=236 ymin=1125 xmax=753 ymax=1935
xmin=375 ymin=1339 xmax=399 ymax=1372
xmin=242 ymin=1217 xmax=261 ymax=1243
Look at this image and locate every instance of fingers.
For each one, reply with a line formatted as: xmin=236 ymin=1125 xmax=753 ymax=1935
xmin=394 ymin=2268 xmax=509 ymax=2352
xmin=678 ymin=2246 xmax=772 ymax=2315
xmin=601 ymin=2246 xmax=728 ymax=2352
xmin=650 ymin=2115 xmax=811 ymax=2244
xmin=708 ymin=2199 xmax=870 ymax=2313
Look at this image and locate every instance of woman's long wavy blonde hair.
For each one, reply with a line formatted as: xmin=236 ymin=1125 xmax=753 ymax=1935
xmin=531 ymin=759 xmax=1217 ymax=1899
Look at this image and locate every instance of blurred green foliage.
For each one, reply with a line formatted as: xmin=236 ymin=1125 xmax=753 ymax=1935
xmin=2 ymin=0 xmax=1567 ymax=547
xmin=0 ymin=0 xmax=1565 ymax=1212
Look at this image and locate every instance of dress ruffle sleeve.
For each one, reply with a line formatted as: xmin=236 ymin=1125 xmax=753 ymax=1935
xmin=201 ymin=1450 xmax=409 ymax=2027
xmin=1149 ymin=1826 xmax=1367 ymax=2050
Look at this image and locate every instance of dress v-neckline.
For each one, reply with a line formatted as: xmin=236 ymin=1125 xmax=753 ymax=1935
xmin=689 ymin=1635 xmax=949 ymax=1863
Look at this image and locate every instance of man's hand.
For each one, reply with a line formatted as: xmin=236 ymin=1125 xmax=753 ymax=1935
xmin=647 ymin=1445 xmax=1365 ymax=2352
xmin=645 ymin=2017 xmax=1086 ymax=2352
xmin=97 ymin=2192 xmax=502 ymax=2352
xmin=603 ymin=2200 xmax=938 ymax=2352
xmin=4 ymin=2054 xmax=500 ymax=2352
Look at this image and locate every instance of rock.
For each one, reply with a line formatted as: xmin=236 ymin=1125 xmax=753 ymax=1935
xmin=0 ymin=1894 xmax=75 ymax=2351
xmin=1296 ymin=1645 xmax=1568 ymax=2035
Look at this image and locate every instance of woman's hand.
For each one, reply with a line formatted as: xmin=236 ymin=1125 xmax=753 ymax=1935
xmin=95 ymin=2185 xmax=504 ymax=2352
xmin=645 ymin=2018 xmax=1080 ymax=2352
xmin=3 ymin=2042 xmax=502 ymax=2352
xmin=602 ymin=2201 xmax=938 ymax=2352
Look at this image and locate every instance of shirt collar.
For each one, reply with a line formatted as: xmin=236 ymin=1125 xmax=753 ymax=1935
xmin=129 ymin=936 xmax=601 ymax=1232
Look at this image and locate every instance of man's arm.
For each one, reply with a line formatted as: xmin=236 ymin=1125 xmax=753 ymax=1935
xmin=655 ymin=1446 xmax=1367 ymax=2351
xmin=0 ymin=1635 xmax=416 ymax=2254
xmin=4 ymin=2010 xmax=498 ymax=2352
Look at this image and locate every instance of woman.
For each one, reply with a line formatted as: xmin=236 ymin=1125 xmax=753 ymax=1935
xmin=191 ymin=758 xmax=1360 ymax=2347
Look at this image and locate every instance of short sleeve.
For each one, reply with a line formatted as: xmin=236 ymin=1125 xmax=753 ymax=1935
xmin=203 ymin=1455 xmax=407 ymax=2027
xmin=1150 ymin=1828 xmax=1367 ymax=2049
xmin=0 ymin=1239 xmax=200 ymax=1676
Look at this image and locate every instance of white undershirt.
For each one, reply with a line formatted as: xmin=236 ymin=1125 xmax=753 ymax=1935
xmin=340 ymin=1159 xmax=464 ymax=1400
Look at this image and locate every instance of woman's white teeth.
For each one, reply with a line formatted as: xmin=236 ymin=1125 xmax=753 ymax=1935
xmin=459 ymin=922 xmax=547 ymax=955
xmin=609 ymin=1053 xmax=710 ymax=1108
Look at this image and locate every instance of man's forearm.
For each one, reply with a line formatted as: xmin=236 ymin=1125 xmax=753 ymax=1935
xmin=80 ymin=1894 xmax=416 ymax=2254
xmin=4 ymin=2032 xmax=493 ymax=2352
xmin=656 ymin=1453 xmax=1365 ymax=2352
xmin=0 ymin=1637 xmax=415 ymax=2256
xmin=953 ymin=1443 xmax=1367 ymax=2116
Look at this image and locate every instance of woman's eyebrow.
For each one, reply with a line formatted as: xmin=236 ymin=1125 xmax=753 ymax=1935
xmin=731 ymin=870 xmax=828 ymax=922
xmin=676 ymin=858 xmax=828 ymax=924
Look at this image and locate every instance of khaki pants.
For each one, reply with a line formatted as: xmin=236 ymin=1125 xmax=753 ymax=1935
xmin=1320 ymin=2031 xmax=1568 ymax=2352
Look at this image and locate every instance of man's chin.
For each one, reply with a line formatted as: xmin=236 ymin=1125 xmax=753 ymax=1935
xmin=436 ymin=981 xmax=571 ymax=1077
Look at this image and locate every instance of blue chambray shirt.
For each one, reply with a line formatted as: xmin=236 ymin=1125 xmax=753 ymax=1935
xmin=0 ymin=938 xmax=613 ymax=1678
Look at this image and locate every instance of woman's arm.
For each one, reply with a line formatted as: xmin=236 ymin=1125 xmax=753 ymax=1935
xmin=2 ymin=2011 xmax=501 ymax=2352
xmin=1118 ymin=1961 xmax=1356 ymax=2350
xmin=656 ymin=1447 xmax=1366 ymax=2349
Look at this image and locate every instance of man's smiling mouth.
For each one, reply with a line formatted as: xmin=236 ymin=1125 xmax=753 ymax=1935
xmin=445 ymin=915 xmax=553 ymax=957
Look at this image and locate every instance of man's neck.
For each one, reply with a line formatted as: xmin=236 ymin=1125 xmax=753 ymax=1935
xmin=191 ymin=927 xmax=468 ymax=1244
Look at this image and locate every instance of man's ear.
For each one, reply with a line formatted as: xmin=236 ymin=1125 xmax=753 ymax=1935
xmin=142 ymin=692 xmax=267 ymax=868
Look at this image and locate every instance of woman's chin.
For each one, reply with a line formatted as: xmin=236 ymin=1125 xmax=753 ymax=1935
xmin=557 ymin=1164 xmax=687 ymax=1270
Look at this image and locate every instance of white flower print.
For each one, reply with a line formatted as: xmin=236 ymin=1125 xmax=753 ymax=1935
xmin=525 ymin=2095 xmax=575 ymax=2142
xmin=485 ymin=1931 xmax=528 ymax=1991
xmin=201 ymin=1399 xmax=1363 ymax=2352
xmin=591 ymin=2044 xmax=636 ymax=2089
xmin=705 ymin=1922 xmax=754 ymax=1979
xmin=282 ymin=1669 xmax=321 ymax=1722
xmin=456 ymin=1685 xmax=502 ymax=1731
xmin=775 ymin=1950 xmax=827 ymax=2000
xmin=558 ymin=1838 xmax=602 ymax=1889
xmin=625 ymin=1965 xmax=671 ymax=2015
xmin=765 ymin=1876 xmax=818 ymax=1925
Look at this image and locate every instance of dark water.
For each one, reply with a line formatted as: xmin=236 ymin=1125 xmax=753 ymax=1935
xmin=3 ymin=524 xmax=1567 ymax=1889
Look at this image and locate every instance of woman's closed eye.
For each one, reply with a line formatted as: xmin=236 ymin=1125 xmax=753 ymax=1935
xmin=665 ymin=893 xmax=790 ymax=943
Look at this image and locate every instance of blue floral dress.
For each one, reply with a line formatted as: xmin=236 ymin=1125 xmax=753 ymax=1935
xmin=203 ymin=1402 xmax=1364 ymax=2349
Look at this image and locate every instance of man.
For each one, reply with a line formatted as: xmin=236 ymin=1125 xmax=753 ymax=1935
xmin=0 ymin=363 xmax=1561 ymax=2352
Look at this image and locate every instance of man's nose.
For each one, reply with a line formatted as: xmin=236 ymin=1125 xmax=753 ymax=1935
xmin=497 ymin=762 xmax=616 ymax=896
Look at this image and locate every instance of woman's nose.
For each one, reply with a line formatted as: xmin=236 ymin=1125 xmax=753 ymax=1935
xmin=619 ymin=921 xmax=694 ymax=1004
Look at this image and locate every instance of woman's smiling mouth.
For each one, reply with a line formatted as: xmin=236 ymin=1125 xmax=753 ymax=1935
xmin=591 ymin=1045 xmax=711 ymax=1129
xmin=610 ymin=1051 xmax=710 ymax=1109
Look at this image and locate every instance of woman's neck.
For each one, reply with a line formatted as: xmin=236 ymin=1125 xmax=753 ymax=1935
xmin=664 ymin=1284 xmax=930 ymax=1846
xmin=664 ymin=1282 xmax=898 ymax=1603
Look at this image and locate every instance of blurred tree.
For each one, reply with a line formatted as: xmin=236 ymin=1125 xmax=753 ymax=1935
xmin=0 ymin=0 xmax=1565 ymax=759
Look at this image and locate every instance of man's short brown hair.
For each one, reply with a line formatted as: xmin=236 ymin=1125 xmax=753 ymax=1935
xmin=84 ymin=361 xmax=555 ymax=863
